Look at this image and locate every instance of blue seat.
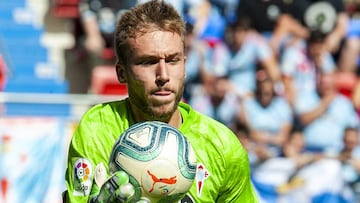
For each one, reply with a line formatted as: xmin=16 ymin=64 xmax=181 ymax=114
xmin=0 ymin=25 xmax=43 ymax=38
xmin=3 ymin=78 xmax=71 ymax=117
xmin=4 ymin=102 xmax=71 ymax=117
xmin=5 ymin=46 xmax=47 ymax=61
xmin=0 ymin=22 xmax=47 ymax=78
xmin=0 ymin=1 xmax=25 ymax=10
xmin=4 ymin=77 xmax=69 ymax=93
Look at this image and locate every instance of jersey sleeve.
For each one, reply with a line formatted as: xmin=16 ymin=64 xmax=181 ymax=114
xmin=64 ymin=114 xmax=104 ymax=203
xmin=217 ymin=128 xmax=259 ymax=202
xmin=64 ymin=102 xmax=125 ymax=203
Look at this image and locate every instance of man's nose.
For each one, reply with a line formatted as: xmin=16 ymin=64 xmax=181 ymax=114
xmin=155 ymin=60 xmax=170 ymax=86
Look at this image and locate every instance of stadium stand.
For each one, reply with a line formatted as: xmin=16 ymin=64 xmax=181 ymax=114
xmin=0 ymin=0 xmax=70 ymax=116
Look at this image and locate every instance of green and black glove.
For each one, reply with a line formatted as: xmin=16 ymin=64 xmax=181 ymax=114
xmin=88 ymin=163 xmax=149 ymax=203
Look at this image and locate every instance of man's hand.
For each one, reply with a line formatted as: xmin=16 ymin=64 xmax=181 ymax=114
xmin=88 ymin=163 xmax=148 ymax=203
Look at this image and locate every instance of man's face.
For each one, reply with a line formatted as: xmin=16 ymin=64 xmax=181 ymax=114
xmin=308 ymin=42 xmax=324 ymax=59
xmin=344 ymin=129 xmax=359 ymax=151
xmin=122 ymin=31 xmax=186 ymax=121
xmin=258 ymin=80 xmax=274 ymax=107
xmin=317 ymin=73 xmax=336 ymax=96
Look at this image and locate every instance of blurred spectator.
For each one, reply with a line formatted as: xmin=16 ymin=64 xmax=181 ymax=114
xmin=183 ymin=21 xmax=206 ymax=102
xmin=306 ymin=1 xmax=358 ymax=90
xmin=236 ymin=0 xmax=351 ymax=63
xmin=78 ymin=0 xmax=137 ymax=60
xmin=338 ymin=127 xmax=360 ymax=197
xmin=223 ymin=17 xmax=281 ymax=98
xmin=335 ymin=29 xmax=359 ymax=73
xmin=280 ymin=30 xmax=336 ymax=106
xmin=189 ymin=75 xmax=239 ymax=127
xmin=240 ymin=71 xmax=293 ymax=159
xmin=183 ymin=21 xmax=238 ymax=127
xmin=306 ymin=0 xmax=348 ymax=56
xmin=296 ymin=72 xmax=360 ymax=154
xmin=236 ymin=0 xmax=309 ymax=55
xmin=307 ymin=1 xmax=357 ymax=109
xmin=232 ymin=120 xmax=274 ymax=168
xmin=208 ymin=0 xmax=239 ymax=22
xmin=65 ymin=0 xmax=137 ymax=93
xmin=252 ymin=127 xmax=353 ymax=203
xmin=185 ymin=0 xmax=226 ymax=46
xmin=345 ymin=0 xmax=360 ymax=39
xmin=335 ymin=0 xmax=360 ymax=98
xmin=183 ymin=22 xmax=228 ymax=101
xmin=280 ymin=128 xmax=323 ymax=169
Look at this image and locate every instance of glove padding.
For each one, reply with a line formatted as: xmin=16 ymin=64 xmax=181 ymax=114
xmin=88 ymin=163 xmax=149 ymax=203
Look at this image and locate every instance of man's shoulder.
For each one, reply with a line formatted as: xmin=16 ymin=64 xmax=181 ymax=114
xmin=83 ymin=99 xmax=128 ymax=119
xmin=180 ymin=102 xmax=229 ymax=128
xmin=179 ymin=102 xmax=236 ymax=142
xmin=71 ymin=100 xmax=129 ymax=155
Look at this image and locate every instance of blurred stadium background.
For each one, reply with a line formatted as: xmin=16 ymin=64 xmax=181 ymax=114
xmin=0 ymin=0 xmax=128 ymax=202
xmin=1 ymin=0 xmax=360 ymax=202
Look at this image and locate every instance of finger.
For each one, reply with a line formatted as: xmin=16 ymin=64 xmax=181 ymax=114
xmin=114 ymin=170 xmax=130 ymax=186
xmin=89 ymin=183 xmax=100 ymax=203
xmin=95 ymin=162 xmax=107 ymax=188
xmin=136 ymin=197 xmax=151 ymax=203
xmin=116 ymin=182 xmax=136 ymax=200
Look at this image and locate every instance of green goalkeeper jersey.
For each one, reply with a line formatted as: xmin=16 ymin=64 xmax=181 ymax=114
xmin=64 ymin=99 xmax=258 ymax=203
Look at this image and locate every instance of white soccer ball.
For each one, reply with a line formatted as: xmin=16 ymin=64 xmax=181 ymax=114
xmin=109 ymin=121 xmax=197 ymax=202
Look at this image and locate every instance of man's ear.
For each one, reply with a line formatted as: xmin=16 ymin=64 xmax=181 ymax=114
xmin=116 ymin=62 xmax=127 ymax=83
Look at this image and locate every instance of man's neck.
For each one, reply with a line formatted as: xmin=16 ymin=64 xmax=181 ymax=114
xmin=128 ymin=101 xmax=182 ymax=129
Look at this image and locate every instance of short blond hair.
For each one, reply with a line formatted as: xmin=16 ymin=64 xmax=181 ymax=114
xmin=114 ymin=0 xmax=185 ymax=66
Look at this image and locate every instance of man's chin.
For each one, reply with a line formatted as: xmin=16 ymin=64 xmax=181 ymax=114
xmin=149 ymin=109 xmax=173 ymax=120
xmin=148 ymin=104 xmax=177 ymax=120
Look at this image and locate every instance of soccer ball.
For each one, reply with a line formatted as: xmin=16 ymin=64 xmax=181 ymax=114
xmin=109 ymin=121 xmax=197 ymax=202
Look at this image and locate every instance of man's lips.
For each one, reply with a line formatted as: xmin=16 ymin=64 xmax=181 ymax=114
xmin=153 ymin=89 xmax=172 ymax=96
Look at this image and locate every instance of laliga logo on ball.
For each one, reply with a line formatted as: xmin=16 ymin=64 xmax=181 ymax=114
xmin=109 ymin=121 xmax=197 ymax=202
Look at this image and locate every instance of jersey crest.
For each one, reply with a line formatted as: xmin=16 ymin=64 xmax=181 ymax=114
xmin=195 ymin=163 xmax=209 ymax=197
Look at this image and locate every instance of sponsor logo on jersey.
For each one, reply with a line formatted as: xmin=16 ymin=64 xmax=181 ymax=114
xmin=73 ymin=158 xmax=93 ymax=196
xmin=195 ymin=163 xmax=209 ymax=197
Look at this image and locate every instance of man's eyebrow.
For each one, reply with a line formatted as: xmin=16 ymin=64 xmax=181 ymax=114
xmin=135 ymin=52 xmax=183 ymax=60
xmin=132 ymin=55 xmax=158 ymax=64
xmin=135 ymin=55 xmax=157 ymax=60
xmin=167 ymin=52 xmax=183 ymax=58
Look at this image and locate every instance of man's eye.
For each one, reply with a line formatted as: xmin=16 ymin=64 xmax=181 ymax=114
xmin=166 ymin=58 xmax=180 ymax=64
xmin=138 ymin=60 xmax=157 ymax=65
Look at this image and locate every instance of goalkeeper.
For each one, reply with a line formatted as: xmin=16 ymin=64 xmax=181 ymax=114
xmin=63 ymin=0 xmax=259 ymax=202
